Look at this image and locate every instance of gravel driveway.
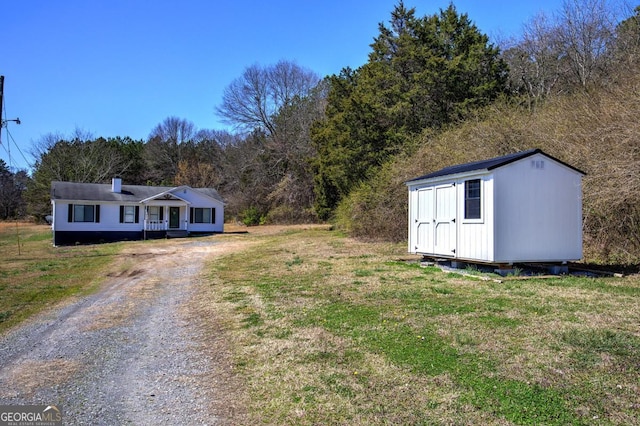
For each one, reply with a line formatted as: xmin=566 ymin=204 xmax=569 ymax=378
xmin=0 ymin=236 xmax=246 ymax=425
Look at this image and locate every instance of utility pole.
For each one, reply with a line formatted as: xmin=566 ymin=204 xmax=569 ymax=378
xmin=0 ymin=75 xmax=4 ymax=141
xmin=0 ymin=75 xmax=21 ymax=146
xmin=1 ymin=75 xmax=23 ymax=254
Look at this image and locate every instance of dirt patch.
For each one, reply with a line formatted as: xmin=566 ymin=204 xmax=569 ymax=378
xmin=0 ymin=359 xmax=81 ymax=398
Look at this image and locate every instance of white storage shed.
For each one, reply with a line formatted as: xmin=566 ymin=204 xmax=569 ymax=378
xmin=406 ymin=149 xmax=585 ymax=264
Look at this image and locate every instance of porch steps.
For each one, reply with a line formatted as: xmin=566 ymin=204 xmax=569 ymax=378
xmin=166 ymin=230 xmax=189 ymax=238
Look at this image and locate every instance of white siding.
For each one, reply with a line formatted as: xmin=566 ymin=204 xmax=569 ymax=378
xmin=53 ymin=187 xmax=224 ymax=234
xmin=417 ymin=188 xmax=434 ymax=253
xmin=181 ymin=188 xmax=224 ymax=233
xmin=493 ymin=154 xmax=583 ymax=262
xmin=407 ymin=152 xmax=583 ymax=263
xmin=433 ymin=184 xmax=456 ymax=256
xmin=52 ymin=202 xmax=143 ymax=232
xmin=456 ymin=175 xmax=494 ymax=262
xmin=407 ymin=188 xmax=417 ymax=253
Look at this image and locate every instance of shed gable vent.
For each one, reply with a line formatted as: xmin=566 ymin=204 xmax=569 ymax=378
xmin=531 ymin=160 xmax=545 ymax=170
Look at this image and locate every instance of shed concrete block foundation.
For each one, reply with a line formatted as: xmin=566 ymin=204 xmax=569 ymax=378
xmin=494 ymin=268 xmax=517 ymax=277
xmin=548 ymin=264 xmax=569 ymax=275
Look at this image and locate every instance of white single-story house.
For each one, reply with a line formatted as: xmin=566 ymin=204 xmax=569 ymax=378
xmin=51 ymin=178 xmax=224 ymax=245
xmin=406 ymin=149 xmax=586 ymax=265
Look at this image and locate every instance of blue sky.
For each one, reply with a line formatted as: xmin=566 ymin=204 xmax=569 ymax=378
xmin=1 ymin=0 xmax=566 ymax=171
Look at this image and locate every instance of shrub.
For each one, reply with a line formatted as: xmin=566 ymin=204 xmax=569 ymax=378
xmin=240 ymin=206 xmax=266 ymax=226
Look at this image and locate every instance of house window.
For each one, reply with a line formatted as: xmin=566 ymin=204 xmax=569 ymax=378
xmin=120 ymin=206 xmax=139 ymax=223
xmin=148 ymin=206 xmax=162 ymax=223
xmin=69 ymin=204 xmax=99 ymax=223
xmin=464 ymin=179 xmax=481 ymax=219
xmin=190 ymin=207 xmax=215 ymax=224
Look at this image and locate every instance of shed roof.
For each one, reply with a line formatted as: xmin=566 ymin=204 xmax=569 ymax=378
xmin=51 ymin=181 xmax=224 ymax=204
xmin=406 ymin=149 xmax=586 ymax=183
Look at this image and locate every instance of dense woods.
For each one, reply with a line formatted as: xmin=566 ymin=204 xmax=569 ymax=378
xmin=2 ymin=0 xmax=639 ymax=264
xmin=312 ymin=4 xmax=508 ymax=218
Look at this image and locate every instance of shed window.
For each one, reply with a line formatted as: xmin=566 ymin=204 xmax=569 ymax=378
xmin=464 ymin=179 xmax=481 ymax=219
xmin=190 ymin=207 xmax=215 ymax=224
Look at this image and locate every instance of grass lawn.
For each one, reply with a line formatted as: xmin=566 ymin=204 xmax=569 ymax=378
xmin=2 ymin=222 xmax=638 ymax=424
xmin=203 ymin=226 xmax=640 ymax=425
xmin=0 ymin=222 xmax=122 ymax=333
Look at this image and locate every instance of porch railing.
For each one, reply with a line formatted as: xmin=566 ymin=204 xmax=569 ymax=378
xmin=144 ymin=220 xmax=187 ymax=231
xmin=144 ymin=220 xmax=166 ymax=231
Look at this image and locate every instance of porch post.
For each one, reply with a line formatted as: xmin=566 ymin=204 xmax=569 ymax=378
xmin=143 ymin=204 xmax=147 ymax=240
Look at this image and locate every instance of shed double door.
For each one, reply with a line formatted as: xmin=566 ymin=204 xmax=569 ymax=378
xmin=415 ymin=184 xmax=457 ymax=256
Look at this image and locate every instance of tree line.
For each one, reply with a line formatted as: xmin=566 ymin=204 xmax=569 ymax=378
xmin=2 ymin=0 xmax=639 ymax=263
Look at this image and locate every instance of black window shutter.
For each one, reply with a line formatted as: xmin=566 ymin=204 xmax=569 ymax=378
xmin=95 ymin=205 xmax=100 ymax=223
xmin=68 ymin=204 xmax=73 ymax=222
xmin=211 ymin=208 xmax=215 ymax=224
xmin=135 ymin=206 xmax=140 ymax=223
xmin=119 ymin=206 xmax=124 ymax=223
xmin=190 ymin=207 xmax=194 ymax=223
xmin=159 ymin=207 xmax=164 ymax=221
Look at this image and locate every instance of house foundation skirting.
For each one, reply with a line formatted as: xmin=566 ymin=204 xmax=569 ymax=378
xmin=53 ymin=231 xmax=144 ymax=246
xmin=53 ymin=230 xmax=222 ymax=246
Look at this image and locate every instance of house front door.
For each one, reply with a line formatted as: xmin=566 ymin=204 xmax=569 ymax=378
xmin=169 ymin=207 xmax=180 ymax=229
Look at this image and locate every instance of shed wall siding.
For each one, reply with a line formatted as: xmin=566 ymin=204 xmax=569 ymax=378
xmin=408 ymin=174 xmax=495 ymax=261
xmin=407 ymin=152 xmax=583 ymax=263
xmin=456 ymin=176 xmax=494 ymax=262
xmin=407 ymin=188 xmax=416 ymax=253
xmin=493 ymin=154 xmax=583 ymax=262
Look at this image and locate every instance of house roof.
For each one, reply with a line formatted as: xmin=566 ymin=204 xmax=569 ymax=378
xmin=51 ymin=181 xmax=225 ymax=204
xmin=406 ymin=149 xmax=586 ymax=183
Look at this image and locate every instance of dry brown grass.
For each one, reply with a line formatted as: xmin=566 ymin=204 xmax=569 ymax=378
xmin=341 ymin=72 xmax=640 ymax=265
xmin=0 ymin=222 xmax=123 ymax=333
xmin=198 ymin=226 xmax=640 ymax=425
xmin=0 ymin=359 xmax=81 ymax=398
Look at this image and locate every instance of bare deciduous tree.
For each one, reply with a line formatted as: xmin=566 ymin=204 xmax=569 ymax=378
xmin=556 ymin=0 xmax=617 ymax=88
xmin=144 ymin=117 xmax=197 ymax=184
xmin=174 ymin=160 xmax=219 ymax=188
xmin=503 ymin=13 xmax=567 ymax=104
xmin=27 ymin=130 xmax=139 ymax=219
xmin=504 ymin=0 xmax=622 ymax=102
xmin=216 ymin=61 xmax=324 ymax=222
xmin=149 ymin=116 xmax=196 ymax=144
xmin=216 ymin=60 xmax=320 ymax=137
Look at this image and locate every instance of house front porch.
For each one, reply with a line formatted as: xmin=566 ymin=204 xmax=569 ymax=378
xmin=142 ymin=203 xmax=190 ymax=239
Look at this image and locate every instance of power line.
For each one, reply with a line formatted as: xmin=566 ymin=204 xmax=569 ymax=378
xmin=5 ymin=126 xmax=31 ymax=170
